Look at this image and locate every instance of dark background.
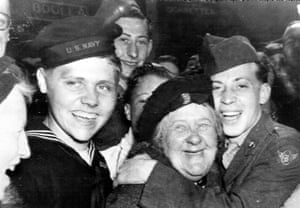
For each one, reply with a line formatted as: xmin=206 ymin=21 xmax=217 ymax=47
xmin=7 ymin=0 xmax=300 ymax=68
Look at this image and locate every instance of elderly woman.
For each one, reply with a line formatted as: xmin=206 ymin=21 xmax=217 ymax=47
xmin=107 ymin=74 xmax=223 ymax=208
xmin=0 ymin=0 xmax=35 ymax=206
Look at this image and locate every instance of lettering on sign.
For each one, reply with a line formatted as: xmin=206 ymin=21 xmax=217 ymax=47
xmin=165 ymin=6 xmax=215 ymax=15
xmin=30 ymin=0 xmax=88 ymax=21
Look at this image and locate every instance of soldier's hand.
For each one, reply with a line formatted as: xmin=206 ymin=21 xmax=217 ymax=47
xmin=116 ymin=153 xmax=157 ymax=185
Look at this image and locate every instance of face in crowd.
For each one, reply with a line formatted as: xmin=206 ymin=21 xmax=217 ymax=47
xmin=281 ymin=24 xmax=300 ymax=93
xmin=0 ymin=0 xmax=10 ymax=57
xmin=37 ymin=57 xmax=119 ymax=145
xmin=114 ymin=17 xmax=152 ymax=79
xmin=0 ymin=86 xmax=31 ymax=199
xmin=282 ymin=24 xmax=300 ymax=69
xmin=211 ymin=63 xmax=270 ymax=138
xmin=125 ymin=74 xmax=169 ymax=132
xmin=185 ymin=54 xmax=201 ymax=72
xmin=156 ymin=103 xmax=218 ymax=181
xmin=0 ymin=0 xmax=32 ymax=200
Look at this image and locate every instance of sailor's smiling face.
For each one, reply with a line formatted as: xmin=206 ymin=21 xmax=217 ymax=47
xmin=37 ymin=57 xmax=118 ymax=143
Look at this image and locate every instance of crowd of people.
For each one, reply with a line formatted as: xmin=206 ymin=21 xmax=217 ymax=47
xmin=1 ymin=0 xmax=300 ymax=208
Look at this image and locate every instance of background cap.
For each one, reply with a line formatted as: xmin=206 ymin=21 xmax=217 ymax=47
xmin=95 ymin=0 xmax=144 ymax=26
xmin=282 ymin=20 xmax=300 ymax=41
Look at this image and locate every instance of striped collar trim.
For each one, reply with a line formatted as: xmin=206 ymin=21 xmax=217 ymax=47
xmin=26 ymin=129 xmax=95 ymax=162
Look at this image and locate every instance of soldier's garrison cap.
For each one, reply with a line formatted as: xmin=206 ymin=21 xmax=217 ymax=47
xmin=202 ymin=33 xmax=258 ymax=75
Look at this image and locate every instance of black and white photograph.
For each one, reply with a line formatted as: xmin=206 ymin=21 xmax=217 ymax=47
xmin=1 ymin=0 xmax=300 ymax=207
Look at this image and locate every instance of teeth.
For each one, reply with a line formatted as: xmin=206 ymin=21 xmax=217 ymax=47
xmin=123 ymin=61 xmax=137 ymax=66
xmin=185 ymin=150 xmax=204 ymax=155
xmin=222 ymin=112 xmax=240 ymax=117
xmin=221 ymin=111 xmax=241 ymax=122
xmin=73 ymin=112 xmax=98 ymax=120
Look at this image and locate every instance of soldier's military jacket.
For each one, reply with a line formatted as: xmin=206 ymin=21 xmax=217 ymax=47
xmin=139 ymin=113 xmax=300 ymax=208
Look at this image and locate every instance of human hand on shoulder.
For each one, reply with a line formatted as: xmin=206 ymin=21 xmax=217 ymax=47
xmin=115 ymin=153 xmax=157 ymax=185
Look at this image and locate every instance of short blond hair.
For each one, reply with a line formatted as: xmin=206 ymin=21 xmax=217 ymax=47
xmin=5 ymin=62 xmax=35 ymax=103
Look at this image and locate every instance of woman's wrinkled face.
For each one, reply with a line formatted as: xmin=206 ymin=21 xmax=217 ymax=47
xmin=0 ymin=0 xmax=10 ymax=57
xmin=161 ymin=103 xmax=218 ymax=181
xmin=0 ymin=87 xmax=30 ymax=185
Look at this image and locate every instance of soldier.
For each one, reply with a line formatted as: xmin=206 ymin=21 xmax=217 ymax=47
xmin=116 ymin=34 xmax=300 ymax=208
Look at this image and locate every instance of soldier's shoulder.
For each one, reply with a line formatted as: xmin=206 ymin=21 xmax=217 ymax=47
xmin=272 ymin=121 xmax=300 ymax=140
